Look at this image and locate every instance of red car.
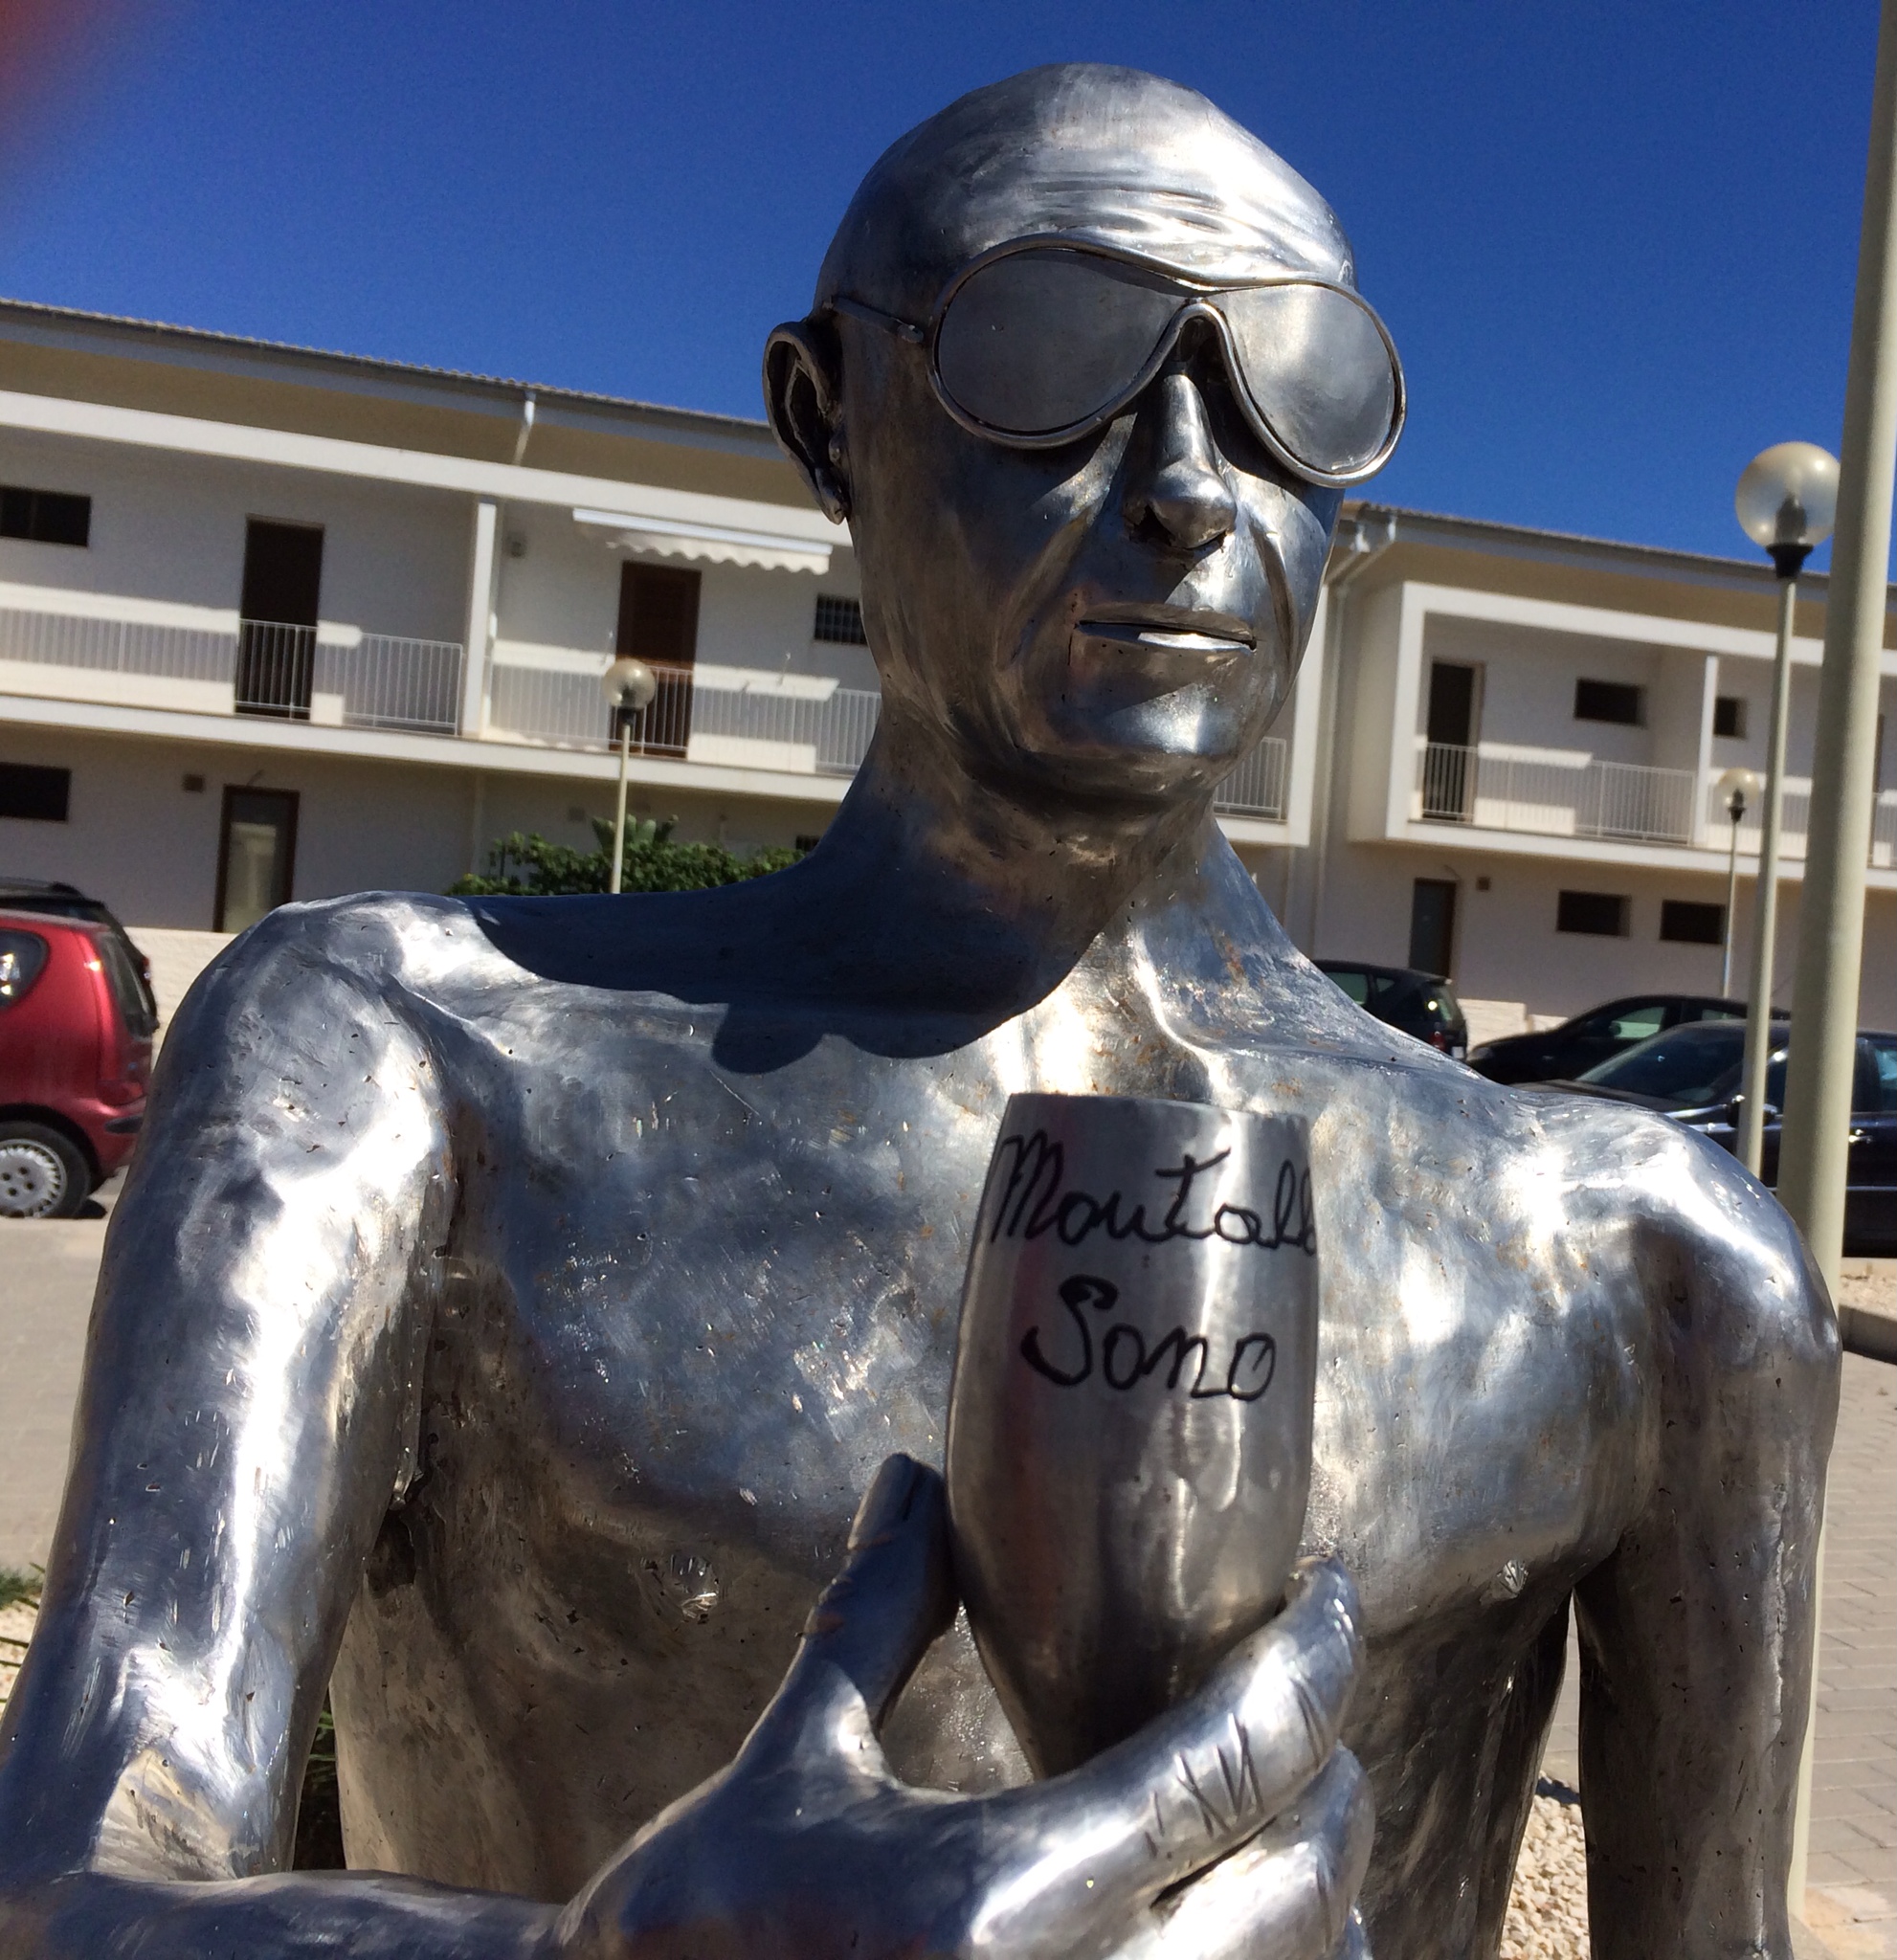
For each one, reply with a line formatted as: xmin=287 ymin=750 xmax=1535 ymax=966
xmin=0 ymin=907 xmax=153 ymax=1216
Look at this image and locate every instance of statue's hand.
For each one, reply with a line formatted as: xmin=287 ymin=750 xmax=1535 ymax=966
xmin=556 ymin=1456 xmax=1371 ymax=1960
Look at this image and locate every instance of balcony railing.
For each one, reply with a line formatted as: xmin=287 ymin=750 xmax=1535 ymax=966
xmin=0 ymin=606 xmax=465 ymax=735
xmin=484 ymin=658 xmax=882 ymax=777
xmin=1215 ymin=734 xmax=1287 ymax=819
xmin=484 ymin=657 xmax=1289 ymax=816
xmin=1415 ymin=742 xmax=1699 ymax=844
xmin=0 ymin=600 xmax=1293 ymax=821
xmin=1706 ymin=778 xmax=1897 ymax=869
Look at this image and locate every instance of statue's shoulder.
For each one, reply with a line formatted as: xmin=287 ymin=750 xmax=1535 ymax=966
xmin=194 ymin=889 xmax=516 ymax=1011
xmin=1527 ymin=1087 xmax=1836 ymax=1368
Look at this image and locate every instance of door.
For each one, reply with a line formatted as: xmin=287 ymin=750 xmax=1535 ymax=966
xmin=215 ymin=787 xmax=299 ymax=932
xmin=236 ymin=521 xmax=324 ymax=719
xmin=1408 ymin=879 xmax=1457 ymax=978
xmin=1846 ymin=1035 xmax=1897 ymax=1254
xmin=614 ymin=563 xmax=701 ymax=756
xmin=1421 ymin=660 xmax=1480 ymax=820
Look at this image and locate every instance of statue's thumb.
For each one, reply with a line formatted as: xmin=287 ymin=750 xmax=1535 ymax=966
xmin=782 ymin=1455 xmax=959 ymax=1742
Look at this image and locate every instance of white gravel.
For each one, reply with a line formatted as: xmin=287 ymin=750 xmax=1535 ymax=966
xmin=1502 ymin=1791 xmax=1589 ymax=1959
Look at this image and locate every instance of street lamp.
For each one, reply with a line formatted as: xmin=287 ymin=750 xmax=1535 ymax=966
xmin=1732 ymin=442 xmax=1841 ymax=1172
xmin=600 ymin=657 xmax=658 ymax=895
xmin=1715 ymin=767 xmax=1761 ymax=996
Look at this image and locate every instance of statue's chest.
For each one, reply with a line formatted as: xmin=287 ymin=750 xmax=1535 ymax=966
xmin=428 ymin=1016 xmax=1641 ymax=1637
xmin=433 ymin=1026 xmax=1007 ymax=1590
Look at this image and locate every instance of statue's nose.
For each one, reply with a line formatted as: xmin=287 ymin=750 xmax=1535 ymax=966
xmin=1123 ymin=370 xmax=1239 ymax=552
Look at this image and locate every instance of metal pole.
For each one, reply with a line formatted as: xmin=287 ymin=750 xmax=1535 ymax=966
xmin=1737 ymin=574 xmax=1800 ymax=1172
xmin=1780 ymin=4 xmax=1897 ymax=1926
xmin=1779 ymin=0 xmax=1897 ymax=1288
xmin=610 ymin=718 xmax=631 ymax=896
xmin=1722 ymin=801 xmax=1745 ymax=995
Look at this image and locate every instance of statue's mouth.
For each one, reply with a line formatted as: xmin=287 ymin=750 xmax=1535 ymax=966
xmin=1071 ymin=605 xmax=1256 ymax=657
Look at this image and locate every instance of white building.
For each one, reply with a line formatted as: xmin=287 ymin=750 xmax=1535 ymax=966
xmin=1 ymin=301 xmax=1892 ymax=1040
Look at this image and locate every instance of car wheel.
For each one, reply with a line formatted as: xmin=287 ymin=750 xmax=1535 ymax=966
xmin=0 ymin=1122 xmax=91 ymax=1219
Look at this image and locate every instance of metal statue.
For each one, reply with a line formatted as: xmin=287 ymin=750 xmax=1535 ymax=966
xmin=0 ymin=62 xmax=1836 ymax=1960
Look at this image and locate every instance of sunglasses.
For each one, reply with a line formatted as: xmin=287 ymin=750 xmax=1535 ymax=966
xmin=826 ymin=237 xmax=1405 ymax=489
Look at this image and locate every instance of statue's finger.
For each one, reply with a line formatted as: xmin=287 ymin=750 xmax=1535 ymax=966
xmin=1140 ymin=1752 xmax=1374 ymax=1960
xmin=747 ymin=1455 xmax=957 ymax=1767
xmin=981 ymin=1556 xmax=1363 ymax=1942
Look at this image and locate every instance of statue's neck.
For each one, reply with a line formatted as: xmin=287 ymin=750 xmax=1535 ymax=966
xmin=802 ymin=733 xmax=1275 ymax=1018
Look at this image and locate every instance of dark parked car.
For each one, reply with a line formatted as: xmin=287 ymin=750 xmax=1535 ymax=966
xmin=0 ymin=907 xmax=152 ymax=1216
xmin=0 ymin=878 xmax=158 ymax=1031
xmin=1554 ymin=1018 xmax=1897 ymax=1255
xmin=1468 ymin=993 xmax=1750 ymax=1085
xmin=1317 ymin=961 xmax=1469 ymax=1059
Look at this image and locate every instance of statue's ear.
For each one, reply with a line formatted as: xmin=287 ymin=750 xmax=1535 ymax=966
xmin=764 ymin=320 xmax=850 ymax=524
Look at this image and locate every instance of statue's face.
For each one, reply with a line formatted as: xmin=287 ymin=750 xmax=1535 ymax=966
xmin=840 ymin=293 xmax=1342 ymax=812
xmin=772 ymin=67 xmax=1382 ymax=815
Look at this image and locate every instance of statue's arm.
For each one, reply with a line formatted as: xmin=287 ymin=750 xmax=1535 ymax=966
xmin=0 ymin=903 xmax=460 ymax=1892
xmin=1573 ymin=1140 xmax=1841 ymax=1960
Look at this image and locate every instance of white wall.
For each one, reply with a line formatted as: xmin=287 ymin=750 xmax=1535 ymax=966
xmin=491 ymin=501 xmax=873 ymax=686
xmin=0 ymin=426 xmax=472 ymax=642
xmin=1312 ymin=836 xmax=1897 ymax=1029
xmin=0 ymin=723 xmax=841 ymax=925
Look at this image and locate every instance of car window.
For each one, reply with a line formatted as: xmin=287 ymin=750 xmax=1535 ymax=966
xmin=1679 ymin=1002 xmax=1744 ymax=1025
xmin=1865 ymin=1042 xmax=1897 ymax=1121
xmin=1326 ymin=969 xmax=1371 ymax=1005
xmin=0 ymin=927 xmax=49 ymax=1009
xmin=95 ymin=932 xmax=156 ymax=1037
xmin=1565 ymin=1000 xmax=1651 ymax=1038
xmin=1577 ymin=1021 xmax=1748 ymax=1103
xmin=1603 ymin=1003 xmax=1668 ymax=1041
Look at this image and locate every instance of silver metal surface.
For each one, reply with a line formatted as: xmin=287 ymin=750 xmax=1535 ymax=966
xmin=948 ymin=1096 xmax=1318 ymax=1774
xmin=0 ymin=59 xmax=1839 ymax=1960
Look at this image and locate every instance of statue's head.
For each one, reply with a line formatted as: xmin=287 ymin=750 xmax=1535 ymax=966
xmin=765 ymin=64 xmax=1402 ymax=816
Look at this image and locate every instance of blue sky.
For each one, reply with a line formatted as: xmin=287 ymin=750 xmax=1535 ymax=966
xmin=0 ymin=2 xmax=1881 ymax=564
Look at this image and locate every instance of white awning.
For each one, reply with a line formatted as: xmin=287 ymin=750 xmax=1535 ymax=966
xmin=572 ymin=506 xmax=833 ymax=576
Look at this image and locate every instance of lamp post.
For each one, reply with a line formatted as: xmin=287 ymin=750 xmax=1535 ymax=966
xmin=1716 ymin=768 xmax=1760 ymax=996
xmin=1732 ymin=444 xmax=1841 ymax=1174
xmin=600 ymin=657 xmax=658 ymax=895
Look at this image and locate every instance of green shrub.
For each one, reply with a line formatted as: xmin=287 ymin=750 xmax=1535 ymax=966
xmin=449 ymin=817 xmax=802 ymax=898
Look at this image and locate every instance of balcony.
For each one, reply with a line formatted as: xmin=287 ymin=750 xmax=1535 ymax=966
xmin=1706 ymin=779 xmax=1897 ymax=869
xmin=1411 ymin=738 xmax=1897 ymax=866
xmin=0 ymin=605 xmax=465 ymax=735
xmin=0 ymin=601 xmax=1291 ymax=821
xmin=1415 ymin=741 xmax=1698 ymax=844
xmin=485 ymin=657 xmax=882 ymax=777
xmin=484 ymin=656 xmax=1287 ymax=817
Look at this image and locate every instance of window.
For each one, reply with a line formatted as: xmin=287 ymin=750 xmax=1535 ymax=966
xmin=814 ymin=594 xmax=868 ymax=645
xmin=1326 ymin=968 xmax=1371 ymax=1005
xmin=0 ymin=762 xmax=71 ymax=821
xmin=215 ymin=787 xmax=299 ymax=933
xmin=1712 ymin=696 xmax=1749 ymax=740
xmin=0 ymin=484 xmax=90 ymax=547
xmin=1573 ymin=679 xmax=1644 ymax=726
xmin=1556 ymin=889 xmax=1630 ymax=936
xmin=0 ymin=928 xmax=48 ymax=1009
xmin=1864 ymin=1036 xmax=1897 ymax=1113
xmin=1409 ymin=879 xmax=1457 ymax=977
xmin=1660 ymin=900 xmax=1725 ymax=945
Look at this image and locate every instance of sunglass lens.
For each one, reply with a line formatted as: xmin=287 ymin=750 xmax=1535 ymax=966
xmin=935 ymin=253 xmax=1179 ymax=437
xmin=1220 ymin=283 xmax=1397 ymax=476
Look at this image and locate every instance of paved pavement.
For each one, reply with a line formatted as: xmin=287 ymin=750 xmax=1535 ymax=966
xmin=1802 ymin=1283 xmax=1897 ymax=1958
xmin=0 ymin=1187 xmax=116 ymax=1571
